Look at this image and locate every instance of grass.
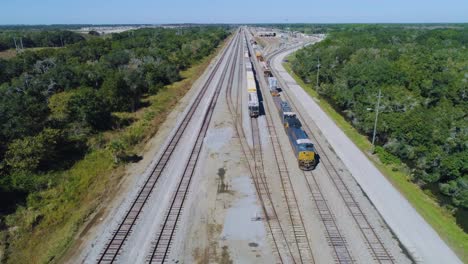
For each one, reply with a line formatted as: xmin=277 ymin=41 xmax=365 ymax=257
xmin=0 ymin=47 xmax=62 ymax=60
xmin=0 ymin=49 xmax=17 ymax=59
xmin=2 ymin=37 xmax=229 ymax=264
xmin=283 ymin=55 xmax=468 ymax=262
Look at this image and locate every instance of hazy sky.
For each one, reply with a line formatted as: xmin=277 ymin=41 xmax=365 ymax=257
xmin=1 ymin=0 xmax=467 ymax=24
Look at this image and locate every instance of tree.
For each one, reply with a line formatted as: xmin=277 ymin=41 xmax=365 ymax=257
xmin=101 ymin=50 xmax=130 ymax=69
xmin=68 ymin=87 xmax=111 ymax=130
xmin=0 ymin=84 xmax=49 ymax=141
xmin=99 ymin=72 xmax=136 ymax=112
xmin=108 ymin=140 xmax=126 ymax=164
xmin=5 ymin=129 xmax=63 ymax=172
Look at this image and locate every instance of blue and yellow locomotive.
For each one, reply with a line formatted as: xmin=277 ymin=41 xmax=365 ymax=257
xmin=277 ymin=100 xmax=316 ymax=170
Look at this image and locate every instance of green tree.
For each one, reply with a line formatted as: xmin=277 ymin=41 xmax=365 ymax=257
xmin=5 ymin=129 xmax=63 ymax=172
xmin=68 ymin=87 xmax=112 ymax=130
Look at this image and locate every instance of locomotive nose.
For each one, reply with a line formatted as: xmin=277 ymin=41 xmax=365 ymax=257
xmin=298 ymin=151 xmax=315 ymax=168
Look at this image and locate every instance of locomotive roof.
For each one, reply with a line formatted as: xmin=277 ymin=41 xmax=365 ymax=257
xmin=286 ymin=116 xmax=302 ymax=128
xmin=296 ymin=139 xmax=313 ymax=145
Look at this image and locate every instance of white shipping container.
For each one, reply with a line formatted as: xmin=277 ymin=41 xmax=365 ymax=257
xmin=268 ymin=77 xmax=278 ymax=91
xmin=246 ymin=71 xmax=256 ymax=93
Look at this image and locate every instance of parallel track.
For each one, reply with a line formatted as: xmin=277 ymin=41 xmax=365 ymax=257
xmin=146 ymin=31 xmax=243 ymax=264
xmin=250 ymin=36 xmax=355 ymax=263
xmin=226 ymin=32 xmax=291 ymax=263
xmin=97 ymin=33 xmax=237 ymax=264
xmin=260 ymin=89 xmax=316 ymax=264
xmin=246 ymin=30 xmax=319 ymax=263
xmin=247 ymin=36 xmax=316 ymax=263
xmin=225 ymin=31 xmax=293 ymax=263
xmin=268 ymin=44 xmax=394 ymax=264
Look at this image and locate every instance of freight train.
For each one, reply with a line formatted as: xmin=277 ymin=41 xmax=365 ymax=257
xmin=245 ymin=30 xmax=316 ymax=169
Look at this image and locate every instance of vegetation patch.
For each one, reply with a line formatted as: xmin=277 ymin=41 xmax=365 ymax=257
xmin=0 ymin=27 xmax=229 ymax=263
xmin=283 ymin=25 xmax=468 ymax=260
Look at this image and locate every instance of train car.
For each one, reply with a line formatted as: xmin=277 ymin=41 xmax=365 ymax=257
xmin=284 ymin=116 xmax=316 ymax=170
xmin=248 ymin=92 xmax=259 ymax=117
xmin=279 ymin=101 xmax=296 ymax=125
xmin=256 ymin=52 xmax=264 ymax=62
xmin=245 ymin=61 xmax=253 ymax=71
xmin=261 ymin=61 xmax=271 ymax=77
xmin=246 ymin=71 xmax=256 ymax=93
xmin=268 ymin=77 xmax=279 ymax=96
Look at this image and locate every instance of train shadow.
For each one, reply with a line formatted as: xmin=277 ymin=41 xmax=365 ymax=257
xmin=313 ymin=153 xmax=321 ymax=169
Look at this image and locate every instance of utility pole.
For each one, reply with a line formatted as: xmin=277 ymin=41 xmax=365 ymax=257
xmin=371 ymin=88 xmax=382 ymax=152
xmin=316 ymin=57 xmax=320 ymax=89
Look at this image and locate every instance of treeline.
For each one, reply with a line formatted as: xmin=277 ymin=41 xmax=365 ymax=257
xmin=0 ymin=27 xmax=228 ymax=204
xmin=272 ymin=23 xmax=468 ymax=34
xmin=291 ymin=26 xmax=467 ymax=209
xmin=0 ymin=30 xmax=86 ymax=51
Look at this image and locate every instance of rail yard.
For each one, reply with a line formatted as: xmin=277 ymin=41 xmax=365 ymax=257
xmin=73 ymin=27 xmax=461 ymax=264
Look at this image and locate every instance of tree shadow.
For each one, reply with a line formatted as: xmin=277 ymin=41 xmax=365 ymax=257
xmin=121 ymin=154 xmax=143 ymax=163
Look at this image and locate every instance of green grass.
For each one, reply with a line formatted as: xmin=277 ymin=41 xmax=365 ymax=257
xmin=2 ymin=38 xmax=229 ymax=264
xmin=284 ymin=54 xmax=468 ymax=262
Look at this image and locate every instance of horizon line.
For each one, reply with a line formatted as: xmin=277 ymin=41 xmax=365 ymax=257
xmin=0 ymin=22 xmax=467 ymax=26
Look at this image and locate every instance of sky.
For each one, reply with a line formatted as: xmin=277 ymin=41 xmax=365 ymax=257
xmin=1 ymin=0 xmax=467 ymax=24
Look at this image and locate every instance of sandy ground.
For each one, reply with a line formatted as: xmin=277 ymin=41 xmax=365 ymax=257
xmin=167 ymin=32 xmax=275 ymax=264
xmin=270 ymin=41 xmax=461 ymax=264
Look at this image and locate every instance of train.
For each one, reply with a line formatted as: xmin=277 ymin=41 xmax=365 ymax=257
xmin=274 ymin=98 xmax=317 ymax=170
xmin=244 ymin=29 xmax=316 ymax=169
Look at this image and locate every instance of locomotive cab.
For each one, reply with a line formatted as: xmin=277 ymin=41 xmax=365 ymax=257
xmin=249 ymin=105 xmax=259 ymax=117
xmin=296 ymin=139 xmax=316 ymax=170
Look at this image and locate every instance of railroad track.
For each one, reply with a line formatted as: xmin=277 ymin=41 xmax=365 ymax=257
xmin=226 ymin=32 xmax=292 ymax=263
xmin=96 ymin=33 xmax=238 ymax=264
xmin=248 ymin=37 xmax=355 ymax=263
xmin=268 ymin=46 xmax=395 ymax=264
xmin=252 ymin=41 xmax=352 ymax=263
xmin=247 ymin=31 xmax=321 ymax=263
xmin=247 ymin=35 xmax=316 ymax=263
xmin=260 ymin=84 xmax=316 ymax=263
xmin=224 ymin=31 xmax=294 ymax=263
xmin=146 ymin=31 xmax=243 ymax=264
